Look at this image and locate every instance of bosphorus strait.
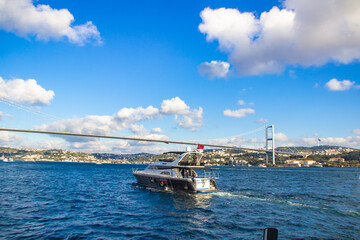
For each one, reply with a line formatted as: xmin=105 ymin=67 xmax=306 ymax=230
xmin=1 ymin=162 xmax=359 ymax=239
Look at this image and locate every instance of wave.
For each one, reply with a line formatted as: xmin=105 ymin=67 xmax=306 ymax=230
xmin=213 ymin=191 xmax=320 ymax=209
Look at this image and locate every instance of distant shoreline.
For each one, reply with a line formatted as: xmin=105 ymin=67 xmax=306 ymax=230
xmin=1 ymin=160 xmax=359 ymax=168
xmin=1 ymin=145 xmax=359 ymax=168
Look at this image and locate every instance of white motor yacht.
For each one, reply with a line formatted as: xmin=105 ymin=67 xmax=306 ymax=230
xmin=132 ymin=148 xmax=218 ymax=193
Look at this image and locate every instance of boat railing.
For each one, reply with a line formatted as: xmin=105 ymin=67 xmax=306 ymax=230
xmin=132 ymin=168 xmax=144 ymax=173
xmin=196 ymin=171 xmax=219 ymax=179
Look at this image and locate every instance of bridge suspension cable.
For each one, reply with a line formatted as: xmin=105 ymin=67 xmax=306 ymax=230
xmin=229 ymin=126 xmax=266 ymax=138
xmin=0 ymin=97 xmax=61 ymax=121
xmin=205 ymin=126 xmax=266 ymax=148
xmin=0 ymin=98 xmax=302 ymax=157
xmin=0 ymin=128 xmax=302 ymax=156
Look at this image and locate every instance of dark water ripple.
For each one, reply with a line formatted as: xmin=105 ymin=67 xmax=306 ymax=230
xmin=0 ymin=162 xmax=359 ymax=239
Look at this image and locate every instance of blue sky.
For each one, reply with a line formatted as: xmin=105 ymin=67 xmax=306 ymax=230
xmin=0 ymin=0 xmax=359 ymax=153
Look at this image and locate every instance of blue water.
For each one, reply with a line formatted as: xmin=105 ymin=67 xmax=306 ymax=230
xmin=0 ymin=162 xmax=359 ymax=239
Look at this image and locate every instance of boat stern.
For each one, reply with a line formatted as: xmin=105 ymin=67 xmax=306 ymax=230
xmin=194 ymin=177 xmax=218 ymax=193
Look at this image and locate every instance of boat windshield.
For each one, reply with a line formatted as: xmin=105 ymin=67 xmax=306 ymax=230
xmin=178 ymin=153 xmax=202 ymax=166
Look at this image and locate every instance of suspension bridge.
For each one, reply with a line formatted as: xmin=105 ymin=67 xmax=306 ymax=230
xmin=0 ymin=96 xmax=304 ymax=164
xmin=0 ymin=126 xmax=304 ymax=164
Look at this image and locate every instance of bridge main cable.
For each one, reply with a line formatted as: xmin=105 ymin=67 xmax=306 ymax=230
xmin=0 ymin=128 xmax=300 ymax=155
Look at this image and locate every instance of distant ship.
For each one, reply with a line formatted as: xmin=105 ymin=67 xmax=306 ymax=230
xmin=133 ymin=148 xmax=218 ymax=193
xmin=1 ymin=154 xmax=14 ymax=162
xmin=1 ymin=154 xmax=8 ymax=162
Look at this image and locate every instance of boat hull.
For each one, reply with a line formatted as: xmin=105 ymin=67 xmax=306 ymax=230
xmin=133 ymin=172 xmax=200 ymax=193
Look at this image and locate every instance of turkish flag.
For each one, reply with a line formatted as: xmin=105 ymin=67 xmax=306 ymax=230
xmin=197 ymin=144 xmax=204 ymax=149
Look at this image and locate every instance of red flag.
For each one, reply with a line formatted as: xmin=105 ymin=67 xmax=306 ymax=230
xmin=197 ymin=144 xmax=204 ymax=149
xmin=318 ymin=139 xmax=321 ymax=142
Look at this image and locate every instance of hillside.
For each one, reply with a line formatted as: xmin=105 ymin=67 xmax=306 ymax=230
xmin=0 ymin=145 xmax=359 ymax=167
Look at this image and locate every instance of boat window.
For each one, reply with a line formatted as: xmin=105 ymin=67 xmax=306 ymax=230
xmin=159 ymin=159 xmax=174 ymax=162
xmin=178 ymin=153 xmax=201 ymax=166
xmin=150 ymin=166 xmax=158 ymax=170
xmin=160 ymin=171 xmax=170 ymax=175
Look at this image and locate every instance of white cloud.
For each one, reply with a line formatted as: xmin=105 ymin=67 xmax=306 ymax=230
xmin=209 ymin=133 xmax=360 ymax=149
xmin=71 ymin=140 xmax=112 ymax=153
xmin=0 ymin=124 xmax=170 ymax=154
xmin=0 ymin=77 xmax=54 ymax=106
xmin=160 ymin=97 xmax=190 ymax=115
xmin=36 ymin=97 xmax=203 ymax=142
xmin=172 ymin=106 xmax=203 ymax=131
xmin=36 ymin=110 xmax=157 ymax=141
xmin=159 ymin=97 xmax=204 ymax=130
xmin=209 ymin=136 xmax=260 ymax=147
xmin=237 ymin=100 xmax=246 ymax=105
xmin=115 ymin=106 xmax=159 ymax=122
xmin=0 ymin=131 xmax=23 ymax=146
xmin=0 ymin=111 xmax=13 ymax=120
xmin=224 ymin=108 xmax=255 ymax=118
xmin=199 ymin=7 xmax=260 ymax=52
xmin=0 ymin=0 xmax=101 ymax=45
xmin=297 ymin=136 xmax=360 ymax=148
xmin=34 ymin=113 xmax=170 ymax=152
xmin=198 ymin=60 xmax=230 ymax=79
xmin=275 ymin=132 xmax=289 ymax=142
xmin=237 ymin=100 xmax=254 ymax=106
xmin=0 ymin=96 xmax=201 ymax=152
xmin=70 ymin=132 xmax=171 ymax=154
xmin=2 ymin=127 xmax=359 ymax=154
xmin=110 ymin=139 xmax=169 ymax=154
xmin=0 ymin=130 xmax=71 ymax=150
xmin=175 ymin=107 xmax=203 ymax=131
xmin=199 ymin=0 xmax=360 ymax=76
xmin=33 ymin=139 xmax=69 ymax=150
xmin=353 ymin=129 xmax=360 ymax=135
xmin=256 ymin=118 xmax=268 ymax=123
xmin=36 ymin=115 xmax=116 ymax=137
xmin=273 ymin=134 xmax=360 ymax=148
xmin=131 ymin=133 xmax=170 ymax=144
xmin=128 ymin=124 xmax=148 ymax=135
xmin=325 ymin=78 xmax=359 ymax=91
xmin=151 ymin=128 xmax=163 ymax=133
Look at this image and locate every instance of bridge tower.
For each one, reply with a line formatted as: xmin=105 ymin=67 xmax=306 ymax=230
xmin=265 ymin=125 xmax=275 ymax=165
